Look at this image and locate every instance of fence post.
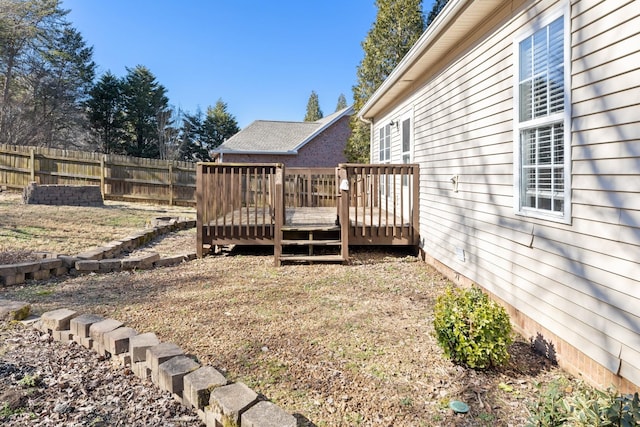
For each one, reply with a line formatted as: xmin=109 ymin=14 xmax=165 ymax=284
xmin=100 ymin=155 xmax=106 ymax=198
xmin=29 ymin=148 xmax=35 ymax=182
xmin=168 ymin=162 xmax=174 ymax=206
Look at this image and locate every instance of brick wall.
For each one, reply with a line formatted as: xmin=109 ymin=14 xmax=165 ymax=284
xmin=222 ymin=115 xmax=351 ymax=167
xmin=23 ymin=183 xmax=103 ymax=207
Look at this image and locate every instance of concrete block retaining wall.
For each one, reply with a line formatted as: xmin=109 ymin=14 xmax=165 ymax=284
xmin=0 ymin=218 xmax=196 ymax=287
xmin=23 ymin=183 xmax=104 ymax=207
xmin=32 ymin=307 xmax=297 ymax=427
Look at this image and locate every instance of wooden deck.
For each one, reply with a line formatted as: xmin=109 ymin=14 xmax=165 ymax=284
xmin=196 ymin=163 xmax=419 ymax=264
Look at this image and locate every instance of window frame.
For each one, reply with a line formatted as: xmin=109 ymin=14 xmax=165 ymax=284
xmin=379 ymin=123 xmax=391 ymax=197
xmin=513 ymin=5 xmax=571 ymax=224
xmin=379 ymin=123 xmax=391 ymax=164
xmin=400 ymin=112 xmax=413 ymax=187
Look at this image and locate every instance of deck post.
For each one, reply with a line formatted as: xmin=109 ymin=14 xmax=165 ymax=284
xmin=412 ymin=165 xmax=420 ymax=245
xmin=196 ymin=163 xmax=204 ymax=258
xmin=338 ymin=165 xmax=349 ymax=262
xmin=273 ymin=164 xmax=285 ymax=266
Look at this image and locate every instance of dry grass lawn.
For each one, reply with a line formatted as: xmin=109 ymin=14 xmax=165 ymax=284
xmin=0 ymin=191 xmax=573 ymax=426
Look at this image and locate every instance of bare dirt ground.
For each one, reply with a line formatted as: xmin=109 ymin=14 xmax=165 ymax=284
xmin=0 ymin=191 xmax=575 ymax=426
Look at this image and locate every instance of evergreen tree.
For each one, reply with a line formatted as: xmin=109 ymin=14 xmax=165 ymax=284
xmin=0 ymin=0 xmax=88 ymax=146
xmin=304 ymin=90 xmax=323 ymax=121
xmin=122 ymin=65 xmax=169 ymax=158
xmin=178 ymin=109 xmax=209 ymax=161
xmin=32 ymin=25 xmax=96 ymax=147
xmin=86 ymin=71 xmax=126 ymax=154
xmin=345 ymin=0 xmax=425 ymax=163
xmin=426 ymin=0 xmax=449 ymax=26
xmin=156 ymin=106 xmax=181 ymax=160
xmin=201 ymin=99 xmax=239 ymax=151
xmin=335 ymin=93 xmax=348 ymax=111
xmin=177 ymin=100 xmax=239 ymax=161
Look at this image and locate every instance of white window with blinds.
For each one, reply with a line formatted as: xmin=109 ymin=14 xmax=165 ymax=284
xmin=379 ymin=124 xmax=391 ymax=163
xmin=514 ymin=8 xmax=570 ymax=222
xmin=379 ymin=123 xmax=391 ymax=196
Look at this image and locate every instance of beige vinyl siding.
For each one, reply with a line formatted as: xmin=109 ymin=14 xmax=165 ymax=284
xmin=377 ymin=0 xmax=640 ymax=386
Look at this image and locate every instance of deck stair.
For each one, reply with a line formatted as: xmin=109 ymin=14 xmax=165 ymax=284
xmin=277 ymin=224 xmax=345 ymax=264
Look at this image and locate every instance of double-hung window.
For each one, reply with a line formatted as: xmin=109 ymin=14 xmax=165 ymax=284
xmin=379 ymin=123 xmax=391 ymax=196
xmin=515 ymin=10 xmax=570 ymax=222
xmin=379 ymin=124 xmax=391 ymax=163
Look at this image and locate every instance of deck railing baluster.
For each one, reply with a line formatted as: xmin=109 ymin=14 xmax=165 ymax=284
xmin=392 ymin=168 xmax=397 ymax=237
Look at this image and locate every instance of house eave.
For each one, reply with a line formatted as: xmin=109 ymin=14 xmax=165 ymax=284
xmin=291 ymin=105 xmax=354 ymax=152
xmin=216 ymin=149 xmax=298 ymax=156
xmin=359 ymin=0 xmax=506 ymax=120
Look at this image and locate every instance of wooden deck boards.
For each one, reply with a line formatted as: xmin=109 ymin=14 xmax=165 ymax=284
xmin=205 ymin=206 xmax=411 ymax=228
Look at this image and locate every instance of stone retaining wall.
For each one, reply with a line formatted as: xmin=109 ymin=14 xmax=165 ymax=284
xmin=23 ymin=183 xmax=104 ymax=207
xmin=0 ymin=303 xmax=296 ymax=427
xmin=0 ymin=218 xmax=196 ymax=287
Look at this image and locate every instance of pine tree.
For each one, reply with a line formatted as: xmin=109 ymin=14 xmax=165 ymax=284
xmin=178 ymin=99 xmax=239 ymax=161
xmin=201 ymin=99 xmax=239 ymax=151
xmin=122 ymin=65 xmax=169 ymax=158
xmin=178 ymin=109 xmax=209 ymax=161
xmin=35 ymin=26 xmax=96 ymax=147
xmin=426 ymin=0 xmax=449 ymax=27
xmin=86 ymin=71 xmax=126 ymax=154
xmin=345 ymin=0 xmax=425 ymax=163
xmin=0 ymin=0 xmax=94 ymax=147
xmin=304 ymin=90 xmax=323 ymax=121
xmin=335 ymin=93 xmax=348 ymax=111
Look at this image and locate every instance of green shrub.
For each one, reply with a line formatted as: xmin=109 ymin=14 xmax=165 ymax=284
xmin=564 ymin=387 xmax=640 ymax=426
xmin=526 ymin=379 xmax=572 ymax=426
xmin=527 ymin=378 xmax=640 ymax=427
xmin=433 ymin=285 xmax=513 ymax=369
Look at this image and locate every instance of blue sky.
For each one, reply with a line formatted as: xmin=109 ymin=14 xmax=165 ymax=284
xmin=61 ymin=1 xmax=393 ymax=128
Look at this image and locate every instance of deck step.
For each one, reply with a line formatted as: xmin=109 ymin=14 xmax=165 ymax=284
xmin=281 ymin=239 xmax=342 ymax=246
xmin=281 ymin=225 xmax=339 ymax=232
xmin=278 ymin=254 xmax=345 ymax=263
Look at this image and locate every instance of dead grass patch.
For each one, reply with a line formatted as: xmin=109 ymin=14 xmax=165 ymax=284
xmin=0 ymin=191 xmax=572 ymax=426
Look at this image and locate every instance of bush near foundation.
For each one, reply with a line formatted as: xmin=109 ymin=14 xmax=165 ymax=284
xmin=433 ymin=286 xmax=513 ymax=369
xmin=527 ymin=378 xmax=640 ymax=426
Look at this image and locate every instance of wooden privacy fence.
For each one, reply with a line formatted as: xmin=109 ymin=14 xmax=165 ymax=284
xmin=0 ymin=144 xmax=197 ymax=206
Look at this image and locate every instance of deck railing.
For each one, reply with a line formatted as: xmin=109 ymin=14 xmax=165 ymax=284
xmin=196 ymin=163 xmax=283 ymax=256
xmin=338 ymin=164 xmax=419 ymax=246
xmin=196 ymin=163 xmax=420 ymax=258
xmin=284 ymin=168 xmax=337 ymax=208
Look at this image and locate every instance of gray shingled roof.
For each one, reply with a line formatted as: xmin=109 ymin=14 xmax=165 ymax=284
xmin=217 ymin=106 xmax=352 ymax=154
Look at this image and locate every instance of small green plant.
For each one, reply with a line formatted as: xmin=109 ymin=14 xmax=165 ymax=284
xmin=564 ymin=387 xmax=640 ymax=426
xmin=17 ymin=373 xmax=40 ymax=388
xmin=0 ymin=402 xmax=13 ymax=417
xmin=527 ymin=378 xmax=640 ymax=427
xmin=400 ymin=396 xmax=413 ymax=407
xmin=433 ymin=286 xmax=513 ymax=369
xmin=526 ymin=379 xmax=571 ymax=426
